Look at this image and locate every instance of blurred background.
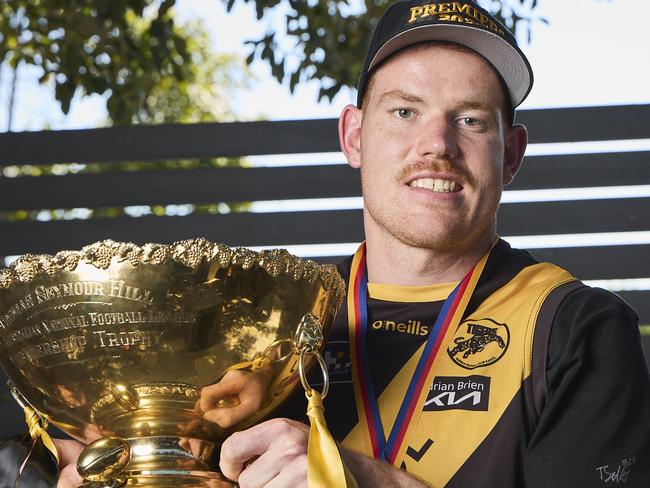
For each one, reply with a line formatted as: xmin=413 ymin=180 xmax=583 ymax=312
xmin=0 ymin=0 xmax=649 ymax=437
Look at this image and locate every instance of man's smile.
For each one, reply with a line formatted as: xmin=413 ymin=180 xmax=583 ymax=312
xmin=408 ymin=177 xmax=461 ymax=193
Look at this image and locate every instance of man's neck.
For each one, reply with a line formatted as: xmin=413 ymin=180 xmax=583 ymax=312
xmin=364 ymin=228 xmax=495 ymax=286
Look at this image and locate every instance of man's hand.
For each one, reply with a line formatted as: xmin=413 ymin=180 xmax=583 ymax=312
xmin=199 ymin=368 xmax=272 ymax=428
xmin=53 ymin=438 xmax=84 ymax=488
xmin=220 ymin=417 xmax=309 ymax=488
xmin=219 ymin=418 xmax=430 ymax=488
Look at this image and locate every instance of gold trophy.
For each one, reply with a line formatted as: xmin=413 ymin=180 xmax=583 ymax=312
xmin=0 ymin=239 xmax=344 ymax=487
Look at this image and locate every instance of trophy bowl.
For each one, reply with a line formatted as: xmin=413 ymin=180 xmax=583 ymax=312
xmin=0 ymin=239 xmax=345 ymax=487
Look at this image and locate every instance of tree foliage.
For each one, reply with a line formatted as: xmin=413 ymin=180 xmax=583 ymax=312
xmin=225 ymin=0 xmax=546 ymax=101
xmin=129 ymin=20 xmax=248 ymax=125
xmin=0 ymin=3 xmax=251 ymax=223
xmin=0 ymin=0 xmax=547 ymax=123
xmin=0 ymin=0 xmax=193 ymax=125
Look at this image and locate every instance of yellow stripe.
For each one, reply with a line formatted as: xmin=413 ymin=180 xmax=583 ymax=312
xmin=347 ymin=243 xmax=374 ymax=457
xmin=523 ymin=273 xmax=576 ymax=378
xmin=368 ymin=282 xmax=454 ymax=302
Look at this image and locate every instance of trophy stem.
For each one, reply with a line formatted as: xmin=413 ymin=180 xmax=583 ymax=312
xmin=78 ymin=436 xmax=235 ymax=487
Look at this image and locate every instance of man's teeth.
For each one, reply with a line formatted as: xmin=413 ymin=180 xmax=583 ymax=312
xmin=409 ymin=178 xmax=458 ymax=192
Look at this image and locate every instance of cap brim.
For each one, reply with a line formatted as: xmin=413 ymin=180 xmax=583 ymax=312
xmin=368 ymin=24 xmax=533 ymax=108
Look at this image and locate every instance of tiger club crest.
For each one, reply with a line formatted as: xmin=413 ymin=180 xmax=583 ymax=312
xmin=447 ymin=318 xmax=510 ymax=369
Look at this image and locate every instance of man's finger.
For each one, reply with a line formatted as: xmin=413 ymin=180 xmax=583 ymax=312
xmin=56 ymin=463 xmax=83 ymax=488
xmin=236 ymin=448 xmax=282 ymax=488
xmin=263 ymin=470 xmax=308 ymax=488
xmin=203 ymin=403 xmax=241 ymax=427
xmin=52 ymin=438 xmax=85 ymax=469
xmin=199 ymin=372 xmax=242 ymax=411
xmin=219 ymin=418 xmax=305 ymax=481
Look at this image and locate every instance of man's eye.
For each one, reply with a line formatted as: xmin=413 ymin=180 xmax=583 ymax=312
xmin=459 ymin=117 xmax=483 ymax=127
xmin=396 ymin=108 xmax=413 ymax=119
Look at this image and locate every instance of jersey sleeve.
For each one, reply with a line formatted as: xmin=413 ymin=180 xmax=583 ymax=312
xmin=525 ymin=286 xmax=650 ymax=487
xmin=0 ymin=434 xmax=58 ymax=488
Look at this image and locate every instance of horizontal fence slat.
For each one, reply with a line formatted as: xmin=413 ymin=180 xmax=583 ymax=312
xmin=1 ymin=105 xmax=648 ymax=166
xmin=517 ymin=104 xmax=650 ymax=144
xmin=498 ymin=197 xmax=650 ymax=236
xmin=527 ymin=245 xmax=650 ymax=281
xmin=0 ymin=211 xmax=364 ymax=255
xmin=314 ymin=245 xmax=650 ymax=282
xmin=508 ymin=151 xmax=650 ymax=191
xmin=0 ymin=119 xmax=341 ymax=165
xmin=1 ymin=151 xmax=649 ymax=211
xmin=0 ymin=165 xmax=362 ymax=211
xmin=0 ymin=197 xmax=649 ymax=256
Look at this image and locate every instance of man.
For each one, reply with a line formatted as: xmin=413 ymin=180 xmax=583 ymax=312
xmin=42 ymin=0 xmax=650 ymax=486
xmin=214 ymin=1 xmax=650 ymax=487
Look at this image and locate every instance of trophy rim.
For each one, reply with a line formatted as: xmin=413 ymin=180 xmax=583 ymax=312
xmin=0 ymin=238 xmax=346 ymax=306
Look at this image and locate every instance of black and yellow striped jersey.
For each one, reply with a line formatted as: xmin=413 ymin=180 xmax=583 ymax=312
xmin=278 ymin=239 xmax=650 ymax=487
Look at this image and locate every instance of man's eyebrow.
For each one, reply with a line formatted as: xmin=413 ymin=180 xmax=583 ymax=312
xmin=377 ymin=89 xmax=425 ymax=105
xmin=456 ymin=100 xmax=497 ymax=112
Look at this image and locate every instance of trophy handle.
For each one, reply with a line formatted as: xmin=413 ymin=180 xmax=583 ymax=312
xmin=294 ymin=313 xmax=329 ymax=399
xmin=77 ymin=437 xmax=130 ymax=487
xmin=299 ymin=347 xmax=329 ymax=399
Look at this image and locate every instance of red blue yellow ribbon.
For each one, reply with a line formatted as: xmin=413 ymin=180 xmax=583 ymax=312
xmin=348 ymin=242 xmax=491 ymax=466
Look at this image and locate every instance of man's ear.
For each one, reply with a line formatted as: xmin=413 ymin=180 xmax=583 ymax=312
xmin=503 ymin=123 xmax=528 ymax=186
xmin=339 ymin=104 xmax=363 ymax=169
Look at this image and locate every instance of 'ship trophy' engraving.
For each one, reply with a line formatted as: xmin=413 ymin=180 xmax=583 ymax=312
xmin=0 ymin=239 xmax=344 ymax=487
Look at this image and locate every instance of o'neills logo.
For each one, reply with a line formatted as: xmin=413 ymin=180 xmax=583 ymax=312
xmin=408 ymin=2 xmax=506 ymax=37
xmin=371 ymin=319 xmax=429 ymax=336
xmin=447 ymin=318 xmax=509 ymax=369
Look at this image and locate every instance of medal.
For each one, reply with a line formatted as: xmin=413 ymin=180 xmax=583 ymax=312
xmin=348 ymin=242 xmax=491 ymax=465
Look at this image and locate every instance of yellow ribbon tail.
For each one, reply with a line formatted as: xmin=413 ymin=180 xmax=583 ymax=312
xmin=23 ymin=405 xmax=59 ymax=464
xmin=306 ymin=390 xmax=358 ymax=488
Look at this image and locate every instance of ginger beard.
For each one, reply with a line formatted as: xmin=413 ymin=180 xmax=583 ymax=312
xmin=355 ymin=44 xmax=515 ymax=255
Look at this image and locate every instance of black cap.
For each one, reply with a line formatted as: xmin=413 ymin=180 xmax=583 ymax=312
xmin=356 ymin=0 xmax=533 ymax=113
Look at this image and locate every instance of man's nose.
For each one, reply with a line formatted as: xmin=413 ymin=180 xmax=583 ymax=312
xmin=414 ymin=116 xmax=458 ymax=160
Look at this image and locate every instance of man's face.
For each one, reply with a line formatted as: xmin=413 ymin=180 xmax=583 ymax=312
xmin=344 ymin=44 xmax=525 ymax=253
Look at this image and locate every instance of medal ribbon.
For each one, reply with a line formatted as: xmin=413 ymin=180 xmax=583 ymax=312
xmin=348 ymin=242 xmax=491 ymax=465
